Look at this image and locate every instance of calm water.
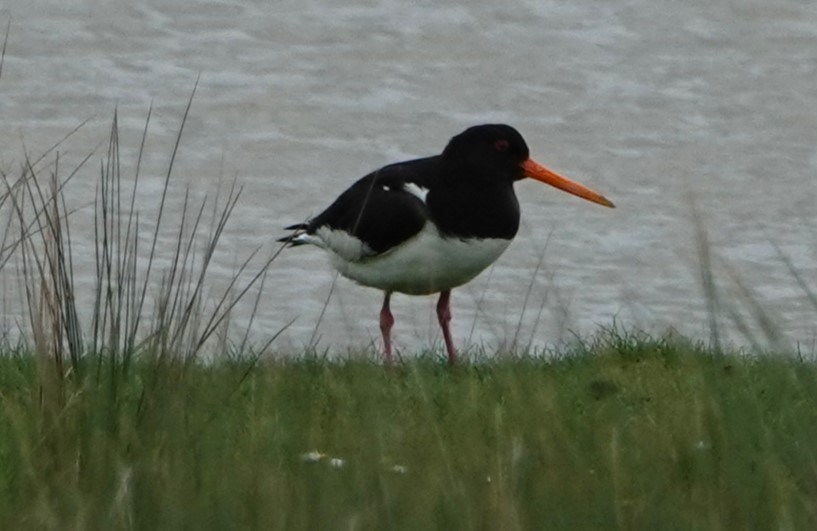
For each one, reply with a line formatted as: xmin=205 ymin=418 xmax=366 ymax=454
xmin=1 ymin=0 xmax=816 ymax=353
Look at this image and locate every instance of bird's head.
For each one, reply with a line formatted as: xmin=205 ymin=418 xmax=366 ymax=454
xmin=443 ymin=124 xmax=615 ymax=208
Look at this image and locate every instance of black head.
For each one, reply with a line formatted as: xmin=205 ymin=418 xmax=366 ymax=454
xmin=441 ymin=124 xmax=530 ymax=183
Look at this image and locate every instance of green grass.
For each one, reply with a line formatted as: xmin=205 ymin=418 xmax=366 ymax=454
xmin=1 ymin=332 xmax=816 ymax=530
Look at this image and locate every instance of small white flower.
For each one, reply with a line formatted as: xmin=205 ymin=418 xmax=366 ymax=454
xmin=300 ymin=450 xmax=325 ymax=462
xmin=390 ymin=465 xmax=408 ymax=474
xmin=329 ymin=457 xmax=345 ymax=468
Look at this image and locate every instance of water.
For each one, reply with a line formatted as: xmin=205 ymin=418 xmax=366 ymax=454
xmin=1 ymin=0 xmax=816 ymax=354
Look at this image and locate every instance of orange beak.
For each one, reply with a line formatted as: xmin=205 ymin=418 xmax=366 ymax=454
xmin=521 ymin=158 xmax=615 ymax=208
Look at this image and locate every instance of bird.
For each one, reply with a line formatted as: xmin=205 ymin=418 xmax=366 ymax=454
xmin=279 ymin=124 xmax=614 ymax=365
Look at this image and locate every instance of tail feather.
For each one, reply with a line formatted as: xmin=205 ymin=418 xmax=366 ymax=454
xmin=284 ymin=223 xmax=308 ymax=231
xmin=278 ymin=222 xmax=310 ymax=246
xmin=277 ymin=235 xmax=299 ymax=245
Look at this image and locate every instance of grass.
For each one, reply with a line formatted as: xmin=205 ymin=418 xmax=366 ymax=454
xmin=0 ymin=333 xmax=816 ymax=529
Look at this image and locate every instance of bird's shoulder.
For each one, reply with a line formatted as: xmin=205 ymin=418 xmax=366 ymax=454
xmin=355 ymin=155 xmax=439 ymax=194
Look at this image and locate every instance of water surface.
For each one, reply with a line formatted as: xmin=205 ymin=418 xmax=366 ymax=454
xmin=1 ymin=0 xmax=816 ymax=353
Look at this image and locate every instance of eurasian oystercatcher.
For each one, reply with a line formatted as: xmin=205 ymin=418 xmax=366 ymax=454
xmin=279 ymin=124 xmax=614 ymax=365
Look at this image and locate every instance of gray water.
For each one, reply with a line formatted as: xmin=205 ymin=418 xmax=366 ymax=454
xmin=1 ymin=0 xmax=816 ymax=354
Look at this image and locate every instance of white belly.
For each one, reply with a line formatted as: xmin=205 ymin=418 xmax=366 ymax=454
xmin=329 ymin=224 xmax=512 ymax=295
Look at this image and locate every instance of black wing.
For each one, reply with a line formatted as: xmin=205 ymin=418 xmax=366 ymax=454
xmin=279 ymin=156 xmax=440 ymax=258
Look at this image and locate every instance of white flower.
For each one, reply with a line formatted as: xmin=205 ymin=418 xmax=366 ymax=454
xmin=390 ymin=465 xmax=408 ymax=474
xmin=300 ymin=450 xmax=325 ymax=462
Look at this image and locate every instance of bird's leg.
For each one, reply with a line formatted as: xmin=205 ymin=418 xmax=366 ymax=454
xmin=436 ymin=289 xmax=457 ymax=365
xmin=380 ymin=291 xmax=395 ymax=366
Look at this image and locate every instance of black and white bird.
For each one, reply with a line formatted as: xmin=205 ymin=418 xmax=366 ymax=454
xmin=279 ymin=124 xmax=614 ymax=365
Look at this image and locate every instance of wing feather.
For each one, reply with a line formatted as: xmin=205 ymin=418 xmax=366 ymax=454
xmin=279 ymin=156 xmax=440 ymax=261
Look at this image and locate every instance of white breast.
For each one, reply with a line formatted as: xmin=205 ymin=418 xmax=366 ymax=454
xmin=328 ymin=224 xmax=512 ymax=295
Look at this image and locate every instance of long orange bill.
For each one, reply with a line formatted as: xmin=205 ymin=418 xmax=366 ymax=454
xmin=521 ymin=158 xmax=615 ymax=208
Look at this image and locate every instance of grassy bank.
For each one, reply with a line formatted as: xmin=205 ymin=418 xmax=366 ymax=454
xmin=1 ymin=332 xmax=816 ymax=530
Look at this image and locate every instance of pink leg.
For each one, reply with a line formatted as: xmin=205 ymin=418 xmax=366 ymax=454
xmin=380 ymin=292 xmax=394 ymax=366
xmin=436 ymin=290 xmax=457 ymax=365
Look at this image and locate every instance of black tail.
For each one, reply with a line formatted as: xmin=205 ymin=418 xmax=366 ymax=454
xmin=277 ymin=223 xmax=309 ymax=245
xmin=284 ymin=223 xmax=309 ymax=231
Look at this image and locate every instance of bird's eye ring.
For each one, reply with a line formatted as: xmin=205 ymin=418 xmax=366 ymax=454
xmin=494 ymin=139 xmax=510 ymax=151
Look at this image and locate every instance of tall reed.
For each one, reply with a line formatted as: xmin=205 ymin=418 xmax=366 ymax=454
xmin=0 ymin=87 xmax=282 ymax=392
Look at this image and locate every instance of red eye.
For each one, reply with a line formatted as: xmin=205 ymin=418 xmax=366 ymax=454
xmin=494 ymin=139 xmax=510 ymax=151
